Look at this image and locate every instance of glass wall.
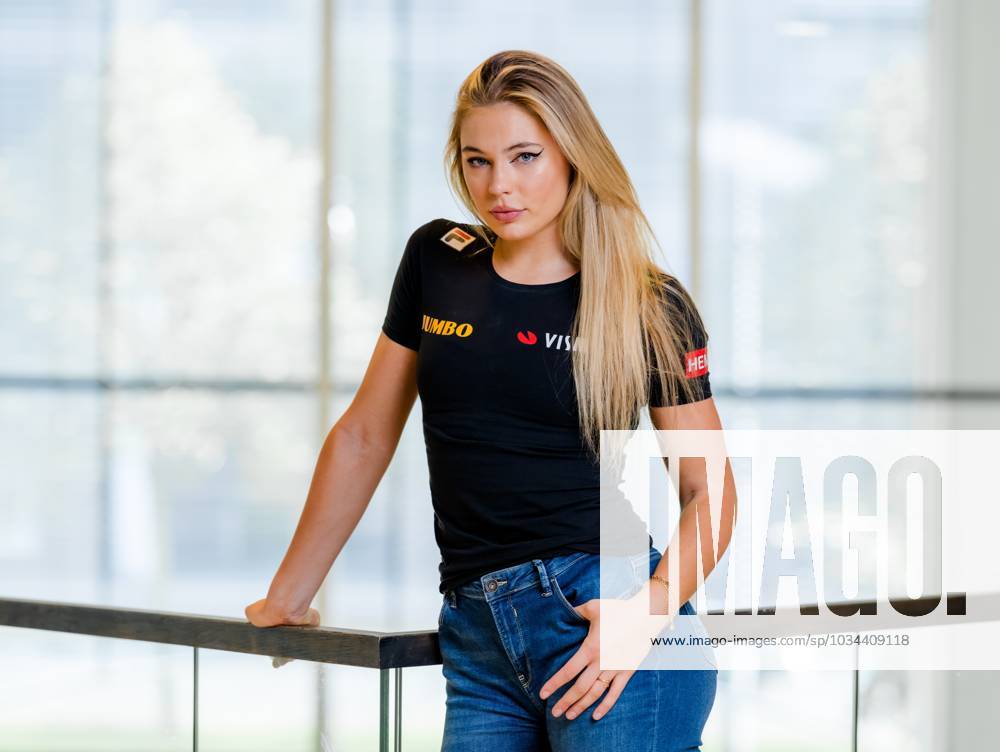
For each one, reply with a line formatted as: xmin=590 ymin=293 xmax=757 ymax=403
xmin=1 ymin=0 xmax=996 ymax=749
xmin=702 ymin=0 xmax=933 ymax=391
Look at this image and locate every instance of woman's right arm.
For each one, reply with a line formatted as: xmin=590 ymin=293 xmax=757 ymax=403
xmin=246 ymin=332 xmax=419 ymax=626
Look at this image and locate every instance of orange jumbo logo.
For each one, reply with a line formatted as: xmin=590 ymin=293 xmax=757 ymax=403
xmin=422 ymin=315 xmax=474 ymax=338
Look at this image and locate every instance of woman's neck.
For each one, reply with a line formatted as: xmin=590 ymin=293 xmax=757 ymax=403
xmin=493 ymin=232 xmax=579 ymax=284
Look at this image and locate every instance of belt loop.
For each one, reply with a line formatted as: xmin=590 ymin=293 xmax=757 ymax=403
xmin=533 ymin=559 xmax=552 ymax=596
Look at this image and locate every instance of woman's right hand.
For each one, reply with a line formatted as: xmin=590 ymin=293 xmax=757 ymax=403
xmin=244 ymin=598 xmax=319 ymax=669
xmin=244 ymin=598 xmax=321 ymax=629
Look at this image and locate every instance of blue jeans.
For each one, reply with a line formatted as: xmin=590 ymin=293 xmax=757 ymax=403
xmin=438 ymin=546 xmax=718 ymax=751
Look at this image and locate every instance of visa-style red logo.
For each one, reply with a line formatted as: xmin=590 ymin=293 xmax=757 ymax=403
xmin=685 ymin=347 xmax=708 ymax=378
xmin=516 ymin=330 xmax=582 ymax=351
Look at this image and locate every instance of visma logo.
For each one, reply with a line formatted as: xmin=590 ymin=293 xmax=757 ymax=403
xmin=422 ymin=315 xmax=473 ymax=338
xmin=516 ymin=330 xmax=581 ymax=351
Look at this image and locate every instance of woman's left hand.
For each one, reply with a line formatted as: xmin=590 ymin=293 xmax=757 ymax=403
xmin=538 ymin=584 xmax=674 ymax=722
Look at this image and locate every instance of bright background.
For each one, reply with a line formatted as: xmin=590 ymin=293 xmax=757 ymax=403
xmin=1 ymin=0 xmax=997 ymax=749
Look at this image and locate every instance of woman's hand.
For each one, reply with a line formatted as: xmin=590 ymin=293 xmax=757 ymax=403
xmin=539 ymin=586 xmax=675 ymax=722
xmin=244 ymin=598 xmax=321 ymax=628
xmin=244 ymin=598 xmax=321 ymax=669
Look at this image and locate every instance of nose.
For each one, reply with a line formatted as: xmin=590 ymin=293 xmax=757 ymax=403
xmin=488 ymin=161 xmax=513 ymax=197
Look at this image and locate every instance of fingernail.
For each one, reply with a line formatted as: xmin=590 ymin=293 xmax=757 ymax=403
xmin=567 ymin=712 xmax=577 ymax=719
xmin=540 ymin=690 xmax=549 ymax=699
xmin=593 ymin=712 xmax=603 ymax=720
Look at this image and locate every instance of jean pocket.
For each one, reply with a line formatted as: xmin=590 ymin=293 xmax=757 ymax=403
xmin=438 ymin=592 xmax=451 ymax=628
xmin=549 ymin=555 xmax=597 ymax=626
xmin=550 ymin=574 xmax=590 ymax=625
xmin=549 ymin=554 xmax=641 ymax=626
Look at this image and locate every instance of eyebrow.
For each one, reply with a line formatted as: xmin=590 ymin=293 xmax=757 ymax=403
xmin=460 ymin=142 xmax=542 ymax=154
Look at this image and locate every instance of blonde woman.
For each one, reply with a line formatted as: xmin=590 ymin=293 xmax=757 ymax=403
xmin=247 ymin=49 xmax=736 ymax=751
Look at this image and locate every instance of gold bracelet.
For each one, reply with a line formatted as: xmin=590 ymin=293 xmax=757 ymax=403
xmin=649 ymin=575 xmax=677 ymax=627
xmin=650 ymin=575 xmax=670 ymax=592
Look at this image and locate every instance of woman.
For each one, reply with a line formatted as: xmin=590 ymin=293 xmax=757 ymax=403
xmin=246 ymin=50 xmax=736 ymax=750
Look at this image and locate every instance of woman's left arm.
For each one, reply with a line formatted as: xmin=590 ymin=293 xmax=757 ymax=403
xmin=647 ymin=397 xmax=738 ymax=615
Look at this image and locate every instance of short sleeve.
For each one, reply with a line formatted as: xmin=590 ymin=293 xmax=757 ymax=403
xmin=648 ymin=280 xmax=713 ymax=407
xmin=381 ymin=223 xmax=426 ymax=351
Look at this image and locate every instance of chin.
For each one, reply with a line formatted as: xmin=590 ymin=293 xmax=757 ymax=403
xmin=490 ymin=222 xmax=532 ymax=240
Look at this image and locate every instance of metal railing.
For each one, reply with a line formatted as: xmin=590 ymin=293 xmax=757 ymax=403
xmin=2 ymin=592 xmax=997 ymax=751
xmin=0 ymin=597 xmax=439 ymax=752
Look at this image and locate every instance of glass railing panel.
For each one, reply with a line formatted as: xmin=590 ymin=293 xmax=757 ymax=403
xmin=195 ymin=648 xmax=318 ymax=751
xmin=703 ymin=655 xmax=854 ymax=751
xmin=196 ymin=648 xmax=444 ymax=751
xmin=857 ymin=618 xmax=1000 ymax=750
xmin=0 ymin=625 xmax=193 ymax=751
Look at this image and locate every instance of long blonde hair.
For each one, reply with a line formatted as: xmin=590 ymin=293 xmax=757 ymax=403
xmin=443 ymin=50 xmax=708 ymax=461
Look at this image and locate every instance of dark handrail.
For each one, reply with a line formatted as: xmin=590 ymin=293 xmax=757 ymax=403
xmin=0 ymin=597 xmax=440 ymax=669
xmin=3 ymin=592 xmax=998 ymax=667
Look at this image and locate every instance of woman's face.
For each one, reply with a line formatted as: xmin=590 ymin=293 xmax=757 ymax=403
xmin=459 ymin=102 xmax=572 ymax=244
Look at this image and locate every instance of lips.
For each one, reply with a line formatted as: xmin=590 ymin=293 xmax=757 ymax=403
xmin=491 ymin=208 xmax=524 ymax=222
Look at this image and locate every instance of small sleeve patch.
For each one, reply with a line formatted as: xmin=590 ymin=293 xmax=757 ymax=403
xmin=440 ymin=226 xmax=475 ymax=251
xmin=684 ymin=347 xmax=709 ymax=378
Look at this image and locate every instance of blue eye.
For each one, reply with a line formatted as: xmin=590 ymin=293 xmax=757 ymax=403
xmin=465 ymin=151 xmax=542 ymax=168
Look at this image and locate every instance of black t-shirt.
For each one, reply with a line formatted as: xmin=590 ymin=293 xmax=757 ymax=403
xmin=381 ymin=218 xmax=712 ymax=593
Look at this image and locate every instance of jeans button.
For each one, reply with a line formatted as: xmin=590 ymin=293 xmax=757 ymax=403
xmin=486 ymin=580 xmax=498 ymax=592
